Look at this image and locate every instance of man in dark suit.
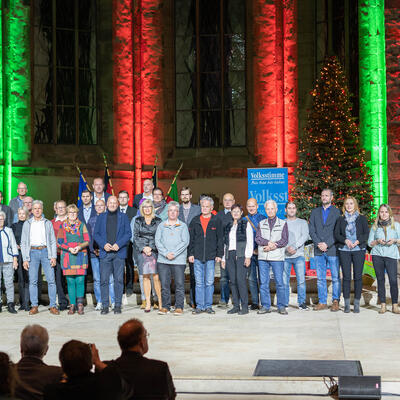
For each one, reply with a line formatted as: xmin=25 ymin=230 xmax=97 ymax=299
xmin=179 ymin=186 xmax=201 ymax=308
xmin=93 ymin=318 xmax=176 ymax=400
xmin=215 ymin=192 xmax=235 ymax=308
xmin=309 ymin=188 xmax=341 ymax=312
xmin=78 ymin=190 xmax=96 ymax=224
xmin=132 ymin=179 xmax=154 ymax=215
xmin=93 ymin=196 xmax=132 ymax=314
xmin=16 ymin=324 xmax=63 ymax=400
xmin=0 ymin=190 xmax=14 ymax=227
xmin=92 ymin=177 xmax=111 ymax=206
xmin=118 ymin=190 xmax=136 ymax=294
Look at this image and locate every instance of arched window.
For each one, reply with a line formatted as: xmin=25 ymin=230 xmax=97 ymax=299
xmin=175 ymin=0 xmax=246 ymax=148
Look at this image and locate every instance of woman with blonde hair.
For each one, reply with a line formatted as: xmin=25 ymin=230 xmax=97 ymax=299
xmin=334 ymin=196 xmax=369 ymax=313
xmin=57 ymin=204 xmax=89 ymax=315
xmin=368 ymin=203 xmax=400 ymax=314
xmin=133 ymin=199 xmax=162 ymax=312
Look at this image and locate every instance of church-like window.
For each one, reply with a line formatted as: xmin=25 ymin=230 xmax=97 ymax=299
xmin=33 ymin=0 xmax=97 ymax=145
xmin=175 ymin=0 xmax=246 ymax=148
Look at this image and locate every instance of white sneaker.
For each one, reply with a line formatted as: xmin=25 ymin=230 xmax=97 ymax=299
xmin=111 ymin=303 xmax=115 ymax=310
xmin=95 ymin=303 xmax=102 ymax=311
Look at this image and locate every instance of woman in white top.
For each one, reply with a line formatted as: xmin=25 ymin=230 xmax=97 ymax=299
xmin=0 ymin=211 xmax=18 ymax=313
xmin=222 ymin=204 xmax=253 ymax=315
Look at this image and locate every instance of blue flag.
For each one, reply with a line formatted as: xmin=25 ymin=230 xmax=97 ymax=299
xmin=77 ymin=172 xmax=90 ymax=207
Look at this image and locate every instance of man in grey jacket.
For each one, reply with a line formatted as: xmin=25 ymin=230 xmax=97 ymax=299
xmin=9 ymin=181 xmax=28 ymax=223
xmin=309 ymin=189 xmax=341 ymax=311
xmin=21 ymin=200 xmax=59 ymax=315
xmin=283 ymin=202 xmax=310 ymax=310
xmin=156 ymin=201 xmax=190 ymax=315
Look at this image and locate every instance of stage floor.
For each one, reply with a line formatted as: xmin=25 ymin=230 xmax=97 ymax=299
xmin=1 ymin=295 xmax=399 ymax=398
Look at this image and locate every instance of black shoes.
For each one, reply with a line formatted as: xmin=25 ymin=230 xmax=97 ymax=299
xmin=227 ymin=307 xmax=239 ymax=314
xmin=7 ymin=303 xmax=17 ymax=314
xmin=101 ymin=307 xmax=109 ymax=315
xmin=238 ymin=308 xmax=249 ymax=315
xmin=114 ymin=306 xmax=122 ymax=314
xmin=299 ymin=303 xmax=309 ymax=311
xmin=250 ymin=304 xmax=259 ymax=310
xmin=206 ymin=308 xmax=215 ymax=314
xmin=257 ymin=307 xmax=271 ymax=314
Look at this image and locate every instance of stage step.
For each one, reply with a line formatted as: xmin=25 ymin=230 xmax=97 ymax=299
xmin=174 ymin=377 xmax=400 ymax=399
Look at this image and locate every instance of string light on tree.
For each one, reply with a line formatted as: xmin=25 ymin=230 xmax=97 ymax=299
xmin=291 ymin=56 xmax=374 ymax=221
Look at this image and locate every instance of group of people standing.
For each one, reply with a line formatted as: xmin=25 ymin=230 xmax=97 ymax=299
xmin=0 ymin=179 xmax=399 ymax=316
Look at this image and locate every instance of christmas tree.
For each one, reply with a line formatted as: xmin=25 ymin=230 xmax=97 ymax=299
xmin=291 ymin=56 xmax=374 ymax=221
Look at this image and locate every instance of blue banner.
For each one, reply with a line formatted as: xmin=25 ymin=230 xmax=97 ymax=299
xmin=247 ymin=168 xmax=289 ymax=219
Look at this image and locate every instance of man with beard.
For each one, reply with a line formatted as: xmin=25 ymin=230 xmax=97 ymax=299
xmin=178 ymin=187 xmax=201 ymax=309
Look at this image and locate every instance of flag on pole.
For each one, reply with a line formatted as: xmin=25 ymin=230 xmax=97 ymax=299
xmin=103 ymin=154 xmax=114 ymax=195
xmin=166 ymin=162 xmax=183 ymax=202
xmin=152 ymin=155 xmax=158 ymax=188
xmin=77 ymin=167 xmax=90 ymax=208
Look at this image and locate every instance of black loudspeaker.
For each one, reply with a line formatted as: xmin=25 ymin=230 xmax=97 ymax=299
xmin=338 ymin=376 xmax=381 ymax=399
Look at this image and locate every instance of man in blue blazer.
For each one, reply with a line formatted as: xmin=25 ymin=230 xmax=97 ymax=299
xmin=93 ymin=196 xmax=132 ymax=314
xmin=78 ymin=190 xmax=96 ymax=224
xmin=309 ymin=188 xmax=341 ymax=312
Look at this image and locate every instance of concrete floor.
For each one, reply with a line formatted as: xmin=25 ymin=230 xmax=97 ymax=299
xmin=1 ymin=295 xmax=400 ymax=399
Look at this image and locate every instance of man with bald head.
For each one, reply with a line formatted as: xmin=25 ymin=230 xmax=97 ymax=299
xmin=93 ymin=318 xmax=176 ymax=399
xmin=132 ymin=179 xmax=154 ymax=215
xmin=10 ymin=181 xmax=28 ymax=223
xmin=245 ymin=198 xmax=266 ymax=309
xmin=93 ymin=196 xmax=131 ymax=314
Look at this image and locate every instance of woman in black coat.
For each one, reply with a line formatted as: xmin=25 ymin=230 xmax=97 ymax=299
xmin=133 ymin=199 xmax=162 ymax=312
xmin=334 ymin=196 xmax=369 ymax=313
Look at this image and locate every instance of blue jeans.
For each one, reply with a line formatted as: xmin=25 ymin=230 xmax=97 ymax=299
xmin=315 ymin=254 xmax=340 ymax=304
xmin=220 ymin=266 xmax=230 ymax=303
xmin=258 ymin=260 xmax=285 ymax=309
xmin=100 ymin=253 xmax=125 ymax=307
xmin=247 ymin=255 xmax=259 ymax=304
xmin=28 ymin=248 xmax=57 ymax=308
xmin=91 ymin=257 xmax=115 ymax=304
xmin=194 ymin=259 xmax=215 ymax=310
xmin=283 ymin=256 xmax=306 ymax=306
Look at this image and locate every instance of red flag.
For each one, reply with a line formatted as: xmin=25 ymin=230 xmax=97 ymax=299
xmin=104 ymin=165 xmax=114 ymax=195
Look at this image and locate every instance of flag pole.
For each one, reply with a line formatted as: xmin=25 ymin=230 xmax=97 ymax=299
xmin=103 ymin=153 xmax=115 ymax=195
xmin=76 ymin=164 xmax=90 ymax=191
xmin=166 ymin=162 xmax=183 ymax=197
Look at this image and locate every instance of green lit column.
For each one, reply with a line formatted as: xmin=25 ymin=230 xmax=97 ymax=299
xmin=3 ymin=0 xmax=31 ymax=203
xmin=359 ymin=0 xmax=388 ymax=210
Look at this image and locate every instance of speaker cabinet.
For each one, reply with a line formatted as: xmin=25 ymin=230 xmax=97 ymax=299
xmin=338 ymin=376 xmax=381 ymax=399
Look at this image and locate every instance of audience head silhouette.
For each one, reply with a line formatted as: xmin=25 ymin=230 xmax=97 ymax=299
xmin=0 ymin=352 xmax=17 ymax=397
xmin=20 ymin=324 xmax=49 ymax=358
xmin=59 ymin=340 xmax=92 ymax=378
xmin=117 ymin=318 xmax=148 ymax=355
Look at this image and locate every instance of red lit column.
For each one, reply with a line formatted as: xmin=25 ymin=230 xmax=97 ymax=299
xmin=253 ymin=0 xmax=298 ymax=168
xmin=283 ymin=0 xmax=298 ymax=167
xmin=133 ymin=0 xmax=163 ymax=194
xmin=113 ymin=0 xmax=134 ymax=193
xmin=253 ymin=1 xmax=277 ymax=165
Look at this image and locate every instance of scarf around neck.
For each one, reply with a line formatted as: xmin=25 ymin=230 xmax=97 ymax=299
xmin=63 ymin=218 xmax=81 ymax=235
xmin=345 ymin=211 xmax=358 ymax=236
